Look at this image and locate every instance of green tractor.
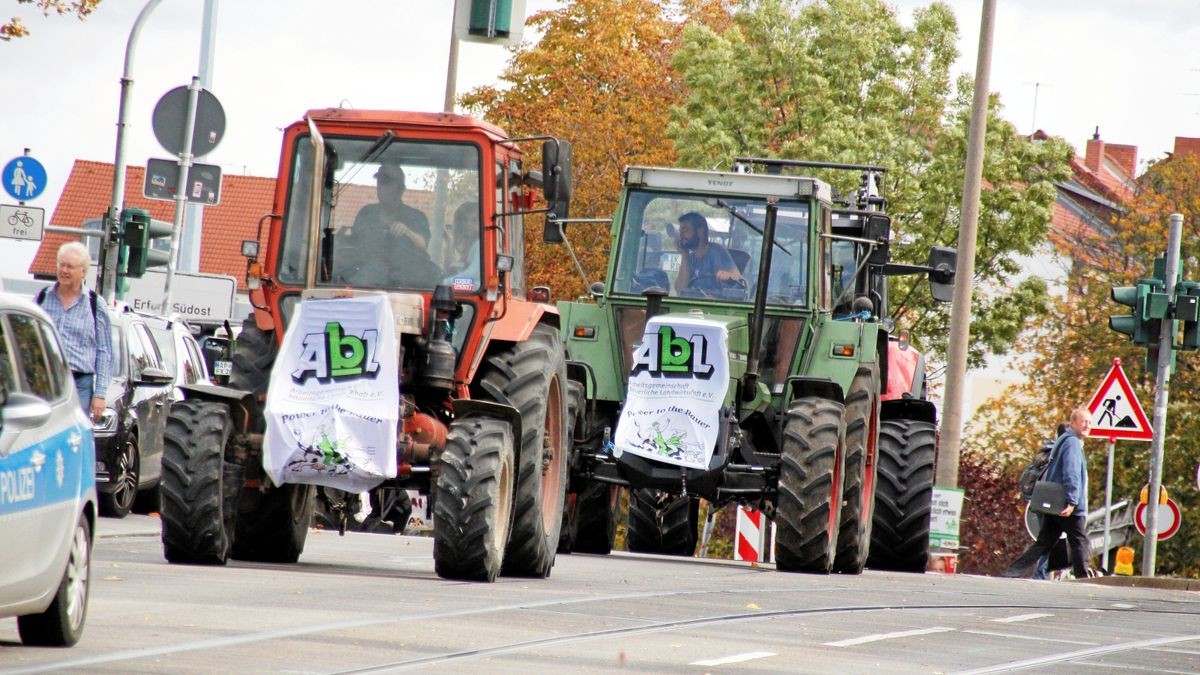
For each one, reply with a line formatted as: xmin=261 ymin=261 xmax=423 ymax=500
xmin=554 ymin=158 xmax=955 ymax=573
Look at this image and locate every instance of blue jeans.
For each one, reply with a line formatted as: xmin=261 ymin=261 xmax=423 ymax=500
xmin=73 ymin=373 xmax=94 ymax=415
xmin=1032 ymin=554 xmax=1049 ymax=580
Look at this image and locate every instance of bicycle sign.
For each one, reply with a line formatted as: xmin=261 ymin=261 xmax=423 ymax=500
xmin=0 ymin=204 xmax=45 ymax=241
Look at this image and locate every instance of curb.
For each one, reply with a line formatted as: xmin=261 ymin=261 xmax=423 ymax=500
xmin=1075 ymin=575 xmax=1200 ymax=591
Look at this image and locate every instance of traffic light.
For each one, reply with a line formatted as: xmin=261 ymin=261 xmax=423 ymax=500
xmin=122 ymin=208 xmax=172 ymax=278
xmin=1176 ymin=280 xmax=1200 ymax=349
xmin=468 ymin=0 xmax=514 ymax=38
xmin=1109 ymin=282 xmax=1157 ymax=345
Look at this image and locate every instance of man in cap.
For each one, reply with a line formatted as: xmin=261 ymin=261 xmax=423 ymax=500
xmin=343 ymin=162 xmax=440 ymax=287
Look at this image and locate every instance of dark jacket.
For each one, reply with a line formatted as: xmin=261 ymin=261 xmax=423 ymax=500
xmin=1046 ymin=428 xmax=1088 ymax=516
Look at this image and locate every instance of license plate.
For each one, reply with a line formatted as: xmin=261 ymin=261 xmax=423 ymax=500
xmin=214 ymin=360 xmax=232 ymax=376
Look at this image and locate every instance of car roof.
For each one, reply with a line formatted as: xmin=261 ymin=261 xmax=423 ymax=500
xmin=0 ymin=290 xmax=55 ymax=322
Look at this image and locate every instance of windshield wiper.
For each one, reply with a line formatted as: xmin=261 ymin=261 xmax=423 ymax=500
xmin=332 ymin=131 xmax=396 ymax=202
xmin=710 ymin=198 xmax=791 ymax=256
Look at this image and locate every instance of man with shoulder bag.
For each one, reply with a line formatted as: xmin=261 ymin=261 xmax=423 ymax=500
xmin=1003 ymin=407 xmax=1092 ymax=579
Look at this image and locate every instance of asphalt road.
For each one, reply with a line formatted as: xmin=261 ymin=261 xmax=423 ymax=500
xmin=2 ymin=515 xmax=1199 ymax=674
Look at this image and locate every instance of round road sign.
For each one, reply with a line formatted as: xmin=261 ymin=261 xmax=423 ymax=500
xmin=152 ymin=85 xmax=226 ymax=157
xmin=2 ymin=155 xmax=47 ymax=201
xmin=1134 ymin=499 xmax=1181 ymax=541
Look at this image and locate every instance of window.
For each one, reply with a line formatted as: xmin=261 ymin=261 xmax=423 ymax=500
xmin=36 ymin=317 xmax=69 ymax=399
xmin=9 ymin=314 xmax=56 ymax=401
xmin=181 ymin=335 xmax=206 ymax=384
xmin=0 ymin=316 xmax=15 ymax=396
xmin=127 ymin=323 xmax=162 ymax=380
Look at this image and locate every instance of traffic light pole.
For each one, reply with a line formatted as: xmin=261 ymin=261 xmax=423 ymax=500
xmin=1142 ymin=212 xmax=1183 ymax=576
xmin=103 ymin=0 xmax=163 ymax=300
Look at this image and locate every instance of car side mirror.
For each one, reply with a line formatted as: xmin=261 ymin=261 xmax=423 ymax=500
xmin=135 ymin=366 xmax=175 ymax=386
xmin=927 ymin=246 xmax=957 ymax=303
xmin=2 ymin=391 xmax=52 ymax=428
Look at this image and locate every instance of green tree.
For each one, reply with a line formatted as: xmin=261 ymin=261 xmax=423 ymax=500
xmin=969 ymin=153 xmax=1200 ymax=577
xmin=669 ymin=0 xmax=1073 ymax=364
xmin=462 ymin=0 xmax=728 ymax=298
xmin=2 ymin=1 xmax=102 ymax=41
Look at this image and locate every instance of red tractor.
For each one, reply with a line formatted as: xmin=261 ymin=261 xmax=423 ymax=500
xmin=160 ymin=108 xmax=575 ymax=581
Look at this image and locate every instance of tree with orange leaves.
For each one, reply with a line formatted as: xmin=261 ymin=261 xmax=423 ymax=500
xmin=2 ymin=0 xmax=101 ymax=41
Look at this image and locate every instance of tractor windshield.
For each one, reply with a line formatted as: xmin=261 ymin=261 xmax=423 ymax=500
xmin=277 ymin=135 xmax=483 ymax=292
xmin=611 ymin=189 xmax=810 ymax=305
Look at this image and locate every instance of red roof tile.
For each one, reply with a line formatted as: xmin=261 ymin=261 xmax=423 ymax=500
xmin=30 ymin=160 xmax=275 ymax=291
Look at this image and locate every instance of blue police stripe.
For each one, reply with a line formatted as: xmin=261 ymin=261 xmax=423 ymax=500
xmin=0 ymin=424 xmax=94 ymax=515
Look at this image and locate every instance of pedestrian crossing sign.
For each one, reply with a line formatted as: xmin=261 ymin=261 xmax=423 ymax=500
xmin=1086 ymin=359 xmax=1152 ymax=441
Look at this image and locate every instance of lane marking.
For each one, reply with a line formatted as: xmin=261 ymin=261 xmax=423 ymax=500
xmin=990 ymin=612 xmax=1053 ymax=623
xmin=1075 ymin=660 xmax=1199 ymax=674
xmin=953 ymin=633 xmax=1200 ymax=674
xmin=691 ymin=651 xmax=777 ymax=667
xmin=1111 ymin=603 xmax=1135 ymax=609
xmin=825 ymin=626 xmax=955 ymax=647
xmin=962 ymin=630 xmax=1097 ymax=646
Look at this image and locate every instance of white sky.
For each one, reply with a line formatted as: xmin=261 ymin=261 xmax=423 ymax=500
xmin=2 ymin=0 xmax=1198 ymax=280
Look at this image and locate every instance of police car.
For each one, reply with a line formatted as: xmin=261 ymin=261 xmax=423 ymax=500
xmin=0 ymin=292 xmax=97 ymax=646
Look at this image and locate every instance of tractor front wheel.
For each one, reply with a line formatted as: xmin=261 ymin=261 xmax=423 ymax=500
xmin=776 ymin=397 xmax=846 ymax=574
xmin=433 ymin=416 xmax=515 ymax=581
xmin=833 ymin=364 xmax=879 ymax=574
xmin=627 ymin=489 xmax=699 ymax=556
xmin=867 ymin=418 xmax=936 ymax=573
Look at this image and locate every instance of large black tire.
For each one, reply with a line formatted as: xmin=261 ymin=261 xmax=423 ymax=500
xmin=867 ymin=418 xmax=936 ymax=573
xmin=434 ymin=417 xmax=515 ymax=581
xmin=475 ymin=324 xmax=569 ymax=578
xmin=626 ymin=489 xmax=699 ymax=556
xmin=17 ymin=513 xmax=91 ymax=646
xmin=776 ymin=397 xmax=846 ymax=574
xmin=231 ymin=483 xmax=315 ymax=562
xmin=100 ymin=435 xmax=138 ymax=518
xmin=833 ymin=364 xmax=880 ymax=574
xmin=230 ymin=317 xmax=275 ymax=407
xmin=161 ymin=400 xmax=240 ymax=565
xmin=565 ymin=482 xmax=618 ymax=554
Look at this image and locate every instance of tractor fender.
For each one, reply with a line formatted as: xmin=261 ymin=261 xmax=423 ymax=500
xmin=177 ymin=382 xmax=260 ymax=433
xmin=565 ymin=360 xmax=595 ymax=400
xmin=488 ymin=300 xmax=560 ymax=342
xmin=880 ymin=397 xmax=937 ymax=425
xmin=452 ymin=398 xmax=523 ymax=464
xmin=785 ymin=376 xmax=844 ymax=403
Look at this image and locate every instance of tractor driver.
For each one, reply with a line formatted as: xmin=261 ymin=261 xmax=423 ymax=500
xmin=674 ymin=211 xmax=744 ymax=297
xmin=342 ymin=162 xmax=442 ymax=287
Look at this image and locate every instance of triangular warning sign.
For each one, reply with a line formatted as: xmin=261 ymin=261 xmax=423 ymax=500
xmin=1086 ymin=360 xmax=1153 ymax=441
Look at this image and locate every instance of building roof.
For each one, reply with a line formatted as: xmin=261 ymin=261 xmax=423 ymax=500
xmin=30 ymin=160 xmax=276 ymax=291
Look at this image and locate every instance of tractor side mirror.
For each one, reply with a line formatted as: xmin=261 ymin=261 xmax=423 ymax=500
xmin=542 ymin=139 xmax=572 ymax=241
xmin=865 ymin=214 xmax=891 ymax=265
xmin=927 ymin=246 xmax=957 ymax=303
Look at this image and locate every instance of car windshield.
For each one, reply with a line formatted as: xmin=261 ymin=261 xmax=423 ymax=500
xmin=610 ymin=189 xmax=811 ymax=305
xmin=276 ymin=136 xmax=483 ymax=293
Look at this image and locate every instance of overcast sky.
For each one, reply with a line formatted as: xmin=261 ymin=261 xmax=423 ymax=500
xmin=2 ymin=0 xmax=1197 ymax=279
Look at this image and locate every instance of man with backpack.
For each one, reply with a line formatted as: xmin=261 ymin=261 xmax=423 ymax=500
xmin=36 ymin=241 xmax=113 ymax=422
xmin=1004 ymin=407 xmax=1092 ymax=579
xmin=1019 ymin=423 xmax=1068 ymax=579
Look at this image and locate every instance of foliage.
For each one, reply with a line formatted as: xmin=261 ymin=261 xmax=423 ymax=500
xmin=968 ymin=153 xmax=1200 ymax=577
xmin=461 ymin=0 xmax=729 ymax=299
xmin=2 ymin=0 xmax=100 ymax=41
xmin=668 ymin=0 xmax=1073 ymax=364
xmin=956 ymin=449 xmax=1028 ymax=575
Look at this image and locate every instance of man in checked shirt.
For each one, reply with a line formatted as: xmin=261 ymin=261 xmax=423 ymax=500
xmin=36 ymin=241 xmax=113 ymax=422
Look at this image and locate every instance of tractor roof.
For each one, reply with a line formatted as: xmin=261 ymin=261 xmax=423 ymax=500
xmin=623 ymin=166 xmax=833 ymax=204
xmin=300 ymin=108 xmax=513 ymax=145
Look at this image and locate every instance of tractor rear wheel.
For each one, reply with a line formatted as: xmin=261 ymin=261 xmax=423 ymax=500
xmin=229 ymin=317 xmax=275 ymax=404
xmin=627 ymin=489 xmax=699 ymax=556
xmin=776 ymin=397 xmax=846 ymax=574
xmin=433 ymin=417 xmax=515 ymax=581
xmin=833 ymin=364 xmax=879 ymax=574
xmin=476 ymin=324 xmax=569 ymax=578
xmin=565 ymin=482 xmax=618 ymax=554
xmin=161 ymin=400 xmax=241 ymax=565
xmin=867 ymin=418 xmax=936 ymax=572
xmin=231 ymin=483 xmax=315 ymax=563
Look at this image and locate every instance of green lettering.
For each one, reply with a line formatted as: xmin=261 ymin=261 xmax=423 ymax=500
xmin=326 ymin=322 xmax=365 ymax=377
xmin=658 ymin=326 xmax=691 ymax=373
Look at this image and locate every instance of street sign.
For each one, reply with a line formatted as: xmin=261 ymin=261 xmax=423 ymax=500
xmin=1086 ymin=359 xmax=1153 ymax=441
xmin=0 ymin=204 xmax=45 ymax=240
xmin=144 ymin=158 xmax=222 ymax=204
xmin=929 ymin=486 xmax=964 ymax=551
xmin=2 ymin=156 xmax=47 ymax=201
xmin=152 ymin=86 xmax=226 ymax=157
xmin=1134 ymin=499 xmax=1181 ymax=541
xmin=90 ymin=264 xmax=237 ymax=327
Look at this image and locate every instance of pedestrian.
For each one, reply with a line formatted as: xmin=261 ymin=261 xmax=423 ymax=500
xmin=1003 ymin=407 xmax=1092 ymax=579
xmin=1028 ymin=423 xmax=1068 ymax=580
xmin=36 ymin=241 xmax=113 ymax=422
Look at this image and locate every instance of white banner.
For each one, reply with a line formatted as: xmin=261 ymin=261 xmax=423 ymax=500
xmin=613 ymin=316 xmax=728 ymax=470
xmin=263 ymin=295 xmax=398 ymax=492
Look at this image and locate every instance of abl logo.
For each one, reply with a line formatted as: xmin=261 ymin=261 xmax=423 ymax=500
xmin=292 ymin=322 xmax=380 ymax=384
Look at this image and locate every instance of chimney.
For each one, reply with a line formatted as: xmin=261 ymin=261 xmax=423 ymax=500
xmin=1106 ymin=144 xmax=1138 ymax=177
xmin=1174 ymin=137 xmax=1200 ymax=159
xmin=1084 ymin=126 xmax=1104 ymax=172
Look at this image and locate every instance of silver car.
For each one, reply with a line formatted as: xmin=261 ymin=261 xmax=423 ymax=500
xmin=0 ymin=292 xmax=97 ymax=646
